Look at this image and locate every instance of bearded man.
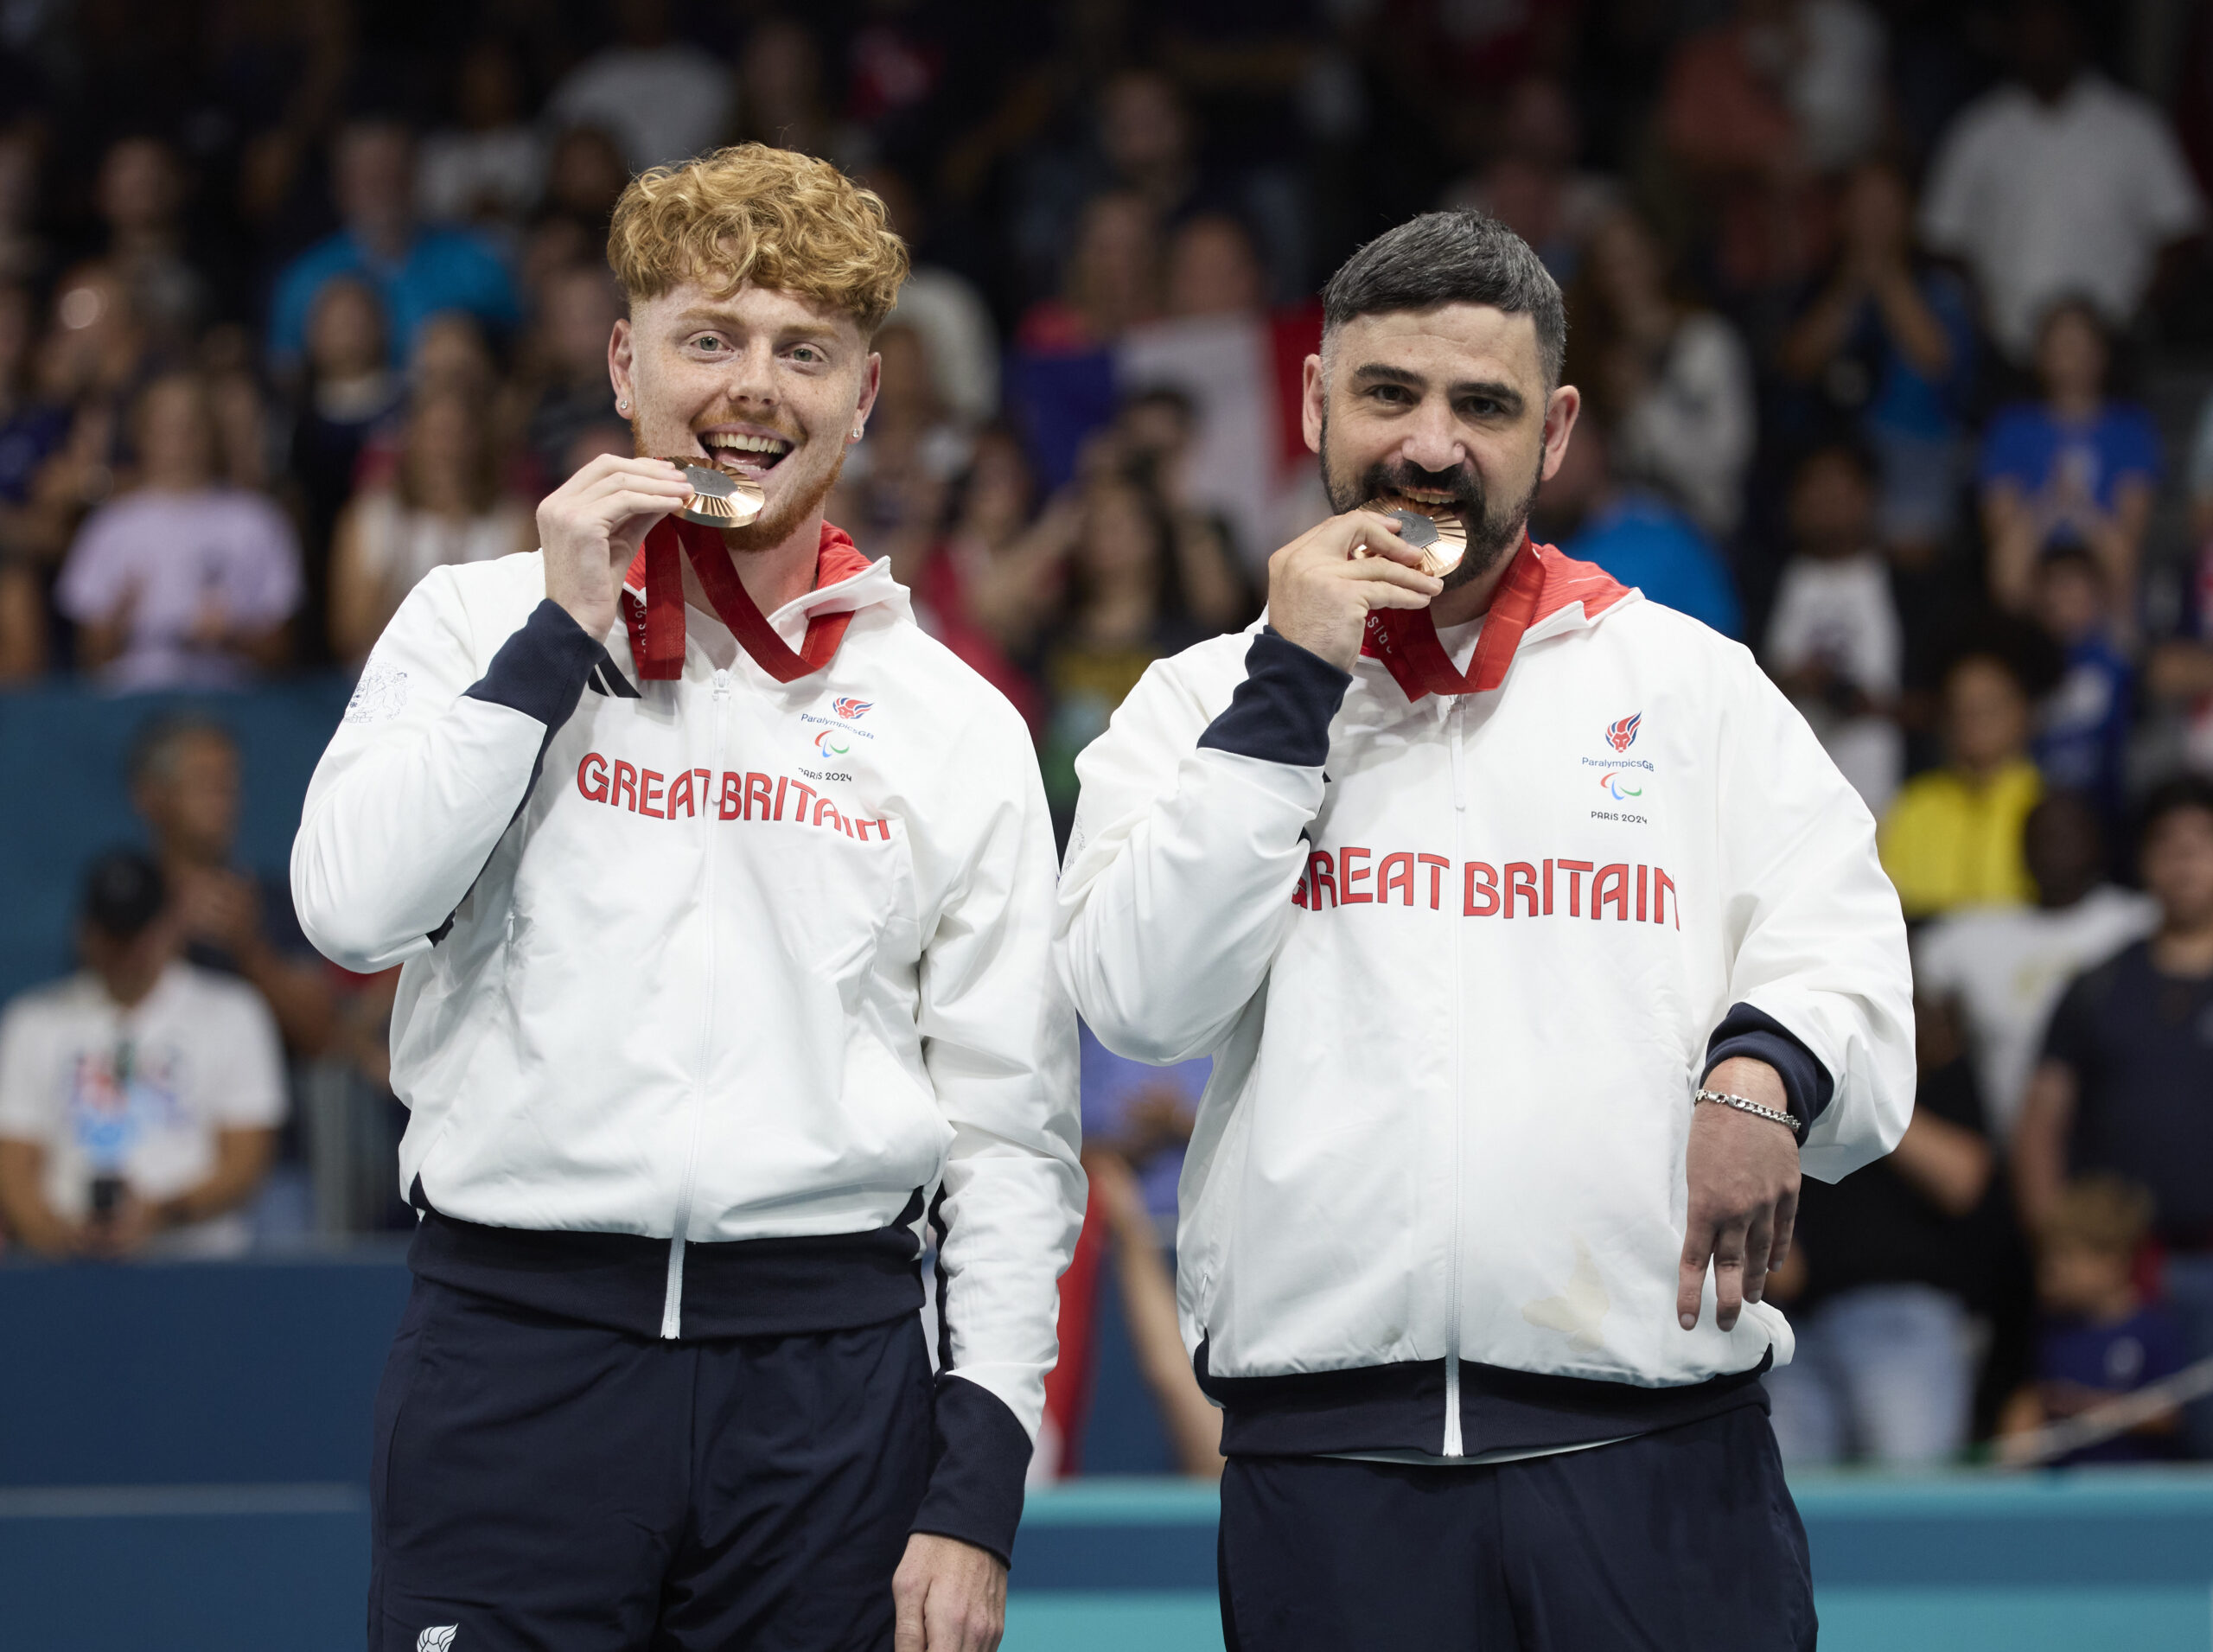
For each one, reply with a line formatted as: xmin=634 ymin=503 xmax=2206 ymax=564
xmin=1054 ymin=211 xmax=1914 ymax=1647
xmin=293 ymin=145 xmax=1079 ymax=1652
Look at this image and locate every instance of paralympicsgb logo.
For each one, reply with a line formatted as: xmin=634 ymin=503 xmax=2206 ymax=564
xmin=1604 ymin=711 xmax=1642 ymax=753
xmin=832 ymin=698 xmax=872 ymax=720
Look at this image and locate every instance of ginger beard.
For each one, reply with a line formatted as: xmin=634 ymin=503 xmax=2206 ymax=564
xmin=1318 ymin=405 xmax=1544 ymax=593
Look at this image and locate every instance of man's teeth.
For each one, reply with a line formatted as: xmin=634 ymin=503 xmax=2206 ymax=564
xmin=702 ymin=433 xmax=793 ymax=463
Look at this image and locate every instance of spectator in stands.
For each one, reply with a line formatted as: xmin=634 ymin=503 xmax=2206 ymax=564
xmin=285 ymin=277 xmax=403 ymax=660
xmin=1037 ymin=465 xmax=1231 ymax=830
xmin=0 ymin=282 xmax=75 ymax=678
xmin=870 ymin=168 xmax=1001 ymax=428
xmin=1779 ymin=163 xmax=1978 ymax=564
xmin=1880 ymin=651 xmax=2043 ymax=918
xmin=1011 ymin=190 xmax=1164 ymax=488
xmin=1440 ymin=76 xmax=1616 ymax=284
xmin=93 ymin=135 xmax=207 ymax=348
xmin=903 ymin=424 xmax=1060 ymax=729
xmin=520 ymin=124 xmax=630 ymax=305
xmin=1764 ymin=990 xmax=1993 ymax=1466
xmin=1980 ymin=299 xmax=2160 ymax=623
xmin=1919 ymin=0 xmax=2203 ymax=364
xmin=0 ymin=848 xmax=285 ymax=1259
xmin=0 ymin=123 xmax=48 ymax=288
xmin=739 ymin=17 xmax=858 ymax=167
xmin=1917 ymin=792 xmax=2157 ymax=1141
xmin=56 ymin=373 xmax=301 ymax=690
xmin=520 ymin=262 xmax=623 ymax=488
xmin=1568 ymin=207 xmax=1755 ymax=539
xmin=328 ymin=388 xmax=533 ymax=663
xmin=1999 ymin=1175 xmax=2188 ymax=1464
xmin=2016 ymin=776 xmax=2213 ymax=1450
xmin=2031 ymin=548 xmax=2134 ymax=824
xmin=545 ymin=0 xmax=731 ymax=174
xmin=2155 ymin=396 xmax=2213 ymax=766
xmin=265 ymin=118 xmax=520 ymax=377
xmin=1531 ymin=416 xmax=1741 ymax=639
xmin=130 ymin=714 xmax=335 ymax=1059
xmin=1763 ymin=440 xmax=1904 ymax=811
xmin=1661 ymin=0 xmax=1887 ymax=295
xmin=419 ymin=38 xmax=546 ymax=238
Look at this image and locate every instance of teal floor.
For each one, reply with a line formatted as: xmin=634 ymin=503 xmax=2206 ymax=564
xmin=1007 ymin=1587 xmax=2213 ymax=1652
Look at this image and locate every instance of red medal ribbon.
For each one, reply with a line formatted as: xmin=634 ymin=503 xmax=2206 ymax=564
xmin=623 ymin=518 xmax=873 ymax=682
xmin=1359 ymin=537 xmax=1628 ymax=701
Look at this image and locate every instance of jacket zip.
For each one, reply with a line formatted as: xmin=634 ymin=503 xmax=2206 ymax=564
xmin=660 ymin=664 xmax=731 ymax=1338
xmin=1443 ymin=695 xmax=1468 ymax=1456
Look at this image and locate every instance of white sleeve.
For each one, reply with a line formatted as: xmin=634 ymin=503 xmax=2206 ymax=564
xmin=2131 ymin=106 xmax=2205 ymax=241
xmin=290 ymin=566 xmax=606 ymax=971
xmin=1712 ymin=646 xmax=1917 ymax=1181
xmin=203 ymin=984 xmax=289 ymax=1129
xmin=1055 ymin=631 xmax=1343 ymax=1064
xmin=909 ymin=699 xmax=1083 ymax=1558
xmin=0 ymin=998 xmax=54 ymax=1143
xmin=1917 ymin=112 xmax=1986 ymax=256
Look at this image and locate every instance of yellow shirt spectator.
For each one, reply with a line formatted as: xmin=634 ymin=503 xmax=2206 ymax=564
xmin=1880 ymin=757 xmax=2043 ymax=918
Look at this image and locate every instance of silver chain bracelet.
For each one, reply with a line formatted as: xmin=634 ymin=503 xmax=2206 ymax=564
xmin=1694 ymin=1088 xmax=1803 ymax=1140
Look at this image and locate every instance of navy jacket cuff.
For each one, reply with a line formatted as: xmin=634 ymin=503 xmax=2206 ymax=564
xmin=1196 ymin=628 xmax=1352 ymax=767
xmin=909 ymin=1375 xmax=1032 ymax=1568
xmin=1703 ymin=1004 xmax=1833 ymax=1129
xmin=463 ymin=599 xmax=603 ymax=730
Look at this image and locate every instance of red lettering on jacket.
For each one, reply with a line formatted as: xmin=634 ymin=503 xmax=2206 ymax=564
xmin=1542 ymin=858 xmax=1554 ymax=915
xmin=718 ymin=772 xmax=743 ymax=820
xmin=640 ymin=770 xmax=666 ymax=819
xmin=1379 ymin=852 xmax=1414 ymax=906
xmin=577 ymin=752 xmax=609 ymax=803
xmin=790 ymin=781 xmax=818 ymax=826
xmin=1340 ymin=845 xmax=1373 ymax=903
xmin=1593 ymin=863 xmax=1629 ymax=920
xmin=667 ymin=769 xmax=696 ymax=819
xmin=613 ymin=761 xmax=639 ymax=812
xmin=1636 ymin=863 xmax=1648 ymax=922
xmin=746 ymin=773 xmax=774 ymax=820
xmin=1464 ymin=860 xmax=1499 ymax=917
xmin=1419 ymin=853 xmax=1451 ymax=911
xmin=1307 ymin=850 xmax=1337 ymax=909
xmin=774 ymin=776 xmax=788 ymax=820
xmin=814 ymin=796 xmax=840 ymax=828
xmin=1504 ymin=862 xmax=1539 ymax=918
xmin=1653 ymin=866 xmax=1677 ymax=928
xmin=1557 ymin=858 xmax=1593 ymax=917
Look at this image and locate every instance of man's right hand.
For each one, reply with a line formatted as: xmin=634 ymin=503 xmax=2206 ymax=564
xmin=1266 ymin=510 xmax=1443 ymax=671
xmin=537 ymin=454 xmax=693 ymax=638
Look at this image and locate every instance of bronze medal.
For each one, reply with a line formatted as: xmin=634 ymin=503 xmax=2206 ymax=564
xmin=665 ymin=460 xmax=766 ymax=528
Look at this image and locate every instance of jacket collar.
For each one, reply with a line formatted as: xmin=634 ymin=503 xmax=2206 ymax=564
xmin=1359 ymin=537 xmax=1635 ymax=701
xmin=617 ymin=519 xmax=904 ymax=682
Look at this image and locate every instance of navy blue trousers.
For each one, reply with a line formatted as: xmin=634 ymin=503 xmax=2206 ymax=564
xmin=1219 ymin=1406 xmax=1816 ymax=1651
xmin=369 ymin=1278 xmax=934 ymax=1652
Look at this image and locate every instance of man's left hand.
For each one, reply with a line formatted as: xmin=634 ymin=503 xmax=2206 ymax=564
xmin=893 ymin=1533 xmax=1006 ymax=1652
xmin=1677 ymin=1056 xmax=1800 ymax=1332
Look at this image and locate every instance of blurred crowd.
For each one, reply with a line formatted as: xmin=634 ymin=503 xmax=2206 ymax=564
xmin=3 ymin=0 xmax=2213 ymax=1474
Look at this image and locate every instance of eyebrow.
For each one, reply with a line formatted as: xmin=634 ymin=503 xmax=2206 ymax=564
xmin=673 ymin=309 xmax=845 ymax=344
xmin=1350 ymin=362 xmax=1526 ymax=416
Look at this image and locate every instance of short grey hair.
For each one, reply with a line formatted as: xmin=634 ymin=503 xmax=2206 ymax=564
xmin=1320 ymin=210 xmax=1566 ymax=390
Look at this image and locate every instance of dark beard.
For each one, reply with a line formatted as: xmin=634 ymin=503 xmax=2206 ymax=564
xmin=1318 ymin=407 xmax=1544 ymax=591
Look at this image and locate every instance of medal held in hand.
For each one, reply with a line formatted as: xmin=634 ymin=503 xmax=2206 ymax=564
xmin=1351 ymin=506 xmax=1469 ymax=579
xmin=1381 ymin=507 xmax=1467 ymax=578
xmin=665 ymin=460 xmax=765 ymax=528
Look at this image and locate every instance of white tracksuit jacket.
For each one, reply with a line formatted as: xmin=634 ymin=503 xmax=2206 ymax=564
xmin=292 ymin=533 xmax=1081 ymax=1556
xmin=1055 ymin=540 xmax=1914 ymax=1458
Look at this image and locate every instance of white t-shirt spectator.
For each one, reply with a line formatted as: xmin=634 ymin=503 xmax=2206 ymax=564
xmin=1764 ymin=549 xmax=1903 ymax=813
xmin=1920 ymin=73 xmax=2203 ymax=360
xmin=1914 ymin=886 xmax=2159 ymax=1140
xmin=0 ymin=963 xmax=288 ymax=1257
xmin=1613 ymin=311 xmax=1755 ymax=539
xmin=888 ymin=265 xmax=1001 ymax=427
xmin=55 ymin=488 xmax=303 ymax=690
xmin=545 ymin=46 xmax=733 ymax=173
